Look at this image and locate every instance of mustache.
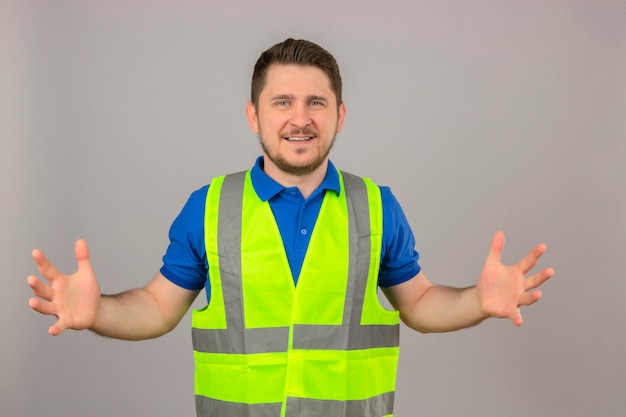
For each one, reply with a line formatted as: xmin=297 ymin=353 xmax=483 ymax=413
xmin=284 ymin=127 xmax=317 ymax=137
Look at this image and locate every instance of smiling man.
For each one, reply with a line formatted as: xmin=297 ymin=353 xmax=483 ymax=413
xmin=28 ymin=38 xmax=554 ymax=417
xmin=247 ymin=55 xmax=346 ymax=195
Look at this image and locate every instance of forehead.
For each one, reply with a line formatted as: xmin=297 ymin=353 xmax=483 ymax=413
xmin=260 ymin=64 xmax=334 ymax=99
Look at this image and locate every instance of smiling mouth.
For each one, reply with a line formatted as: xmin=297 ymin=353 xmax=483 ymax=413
xmin=285 ymin=136 xmax=313 ymax=142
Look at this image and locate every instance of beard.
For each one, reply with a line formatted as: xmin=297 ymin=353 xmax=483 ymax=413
xmin=258 ymin=131 xmax=337 ymax=176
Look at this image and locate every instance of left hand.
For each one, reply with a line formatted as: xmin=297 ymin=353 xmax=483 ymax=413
xmin=477 ymin=231 xmax=554 ymax=326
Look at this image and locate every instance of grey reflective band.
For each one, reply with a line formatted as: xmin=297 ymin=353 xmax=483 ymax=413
xmin=193 ymin=171 xmax=290 ymax=354
xmin=196 ymin=396 xmax=282 ymax=417
xmin=218 ymin=171 xmax=245 ymax=333
xmin=293 ymin=172 xmax=399 ymax=350
xmin=195 ymin=393 xmax=394 ymax=417
xmin=192 ymin=326 xmax=290 ymax=354
xmin=292 ymin=322 xmax=399 ymax=350
xmin=286 ymin=392 xmax=395 ymax=417
xmin=193 ymin=170 xmax=398 ymax=354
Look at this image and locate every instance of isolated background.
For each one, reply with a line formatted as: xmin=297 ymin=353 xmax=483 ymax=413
xmin=2 ymin=1 xmax=625 ymax=416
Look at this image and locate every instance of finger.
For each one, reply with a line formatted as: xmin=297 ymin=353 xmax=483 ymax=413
xmin=49 ymin=319 xmax=67 ymax=336
xmin=28 ymin=297 xmax=57 ymax=316
xmin=28 ymin=298 xmax=67 ymax=336
xmin=31 ymin=248 xmax=62 ymax=283
xmin=524 ymin=267 xmax=555 ymax=291
xmin=517 ymin=243 xmax=547 ymax=274
xmin=518 ymin=290 xmax=543 ymax=307
xmin=27 ymin=274 xmax=53 ymax=301
xmin=510 ymin=307 xmax=523 ymax=326
xmin=485 ymin=230 xmax=505 ymax=265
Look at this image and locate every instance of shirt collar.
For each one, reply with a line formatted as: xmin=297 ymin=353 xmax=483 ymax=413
xmin=250 ymin=156 xmax=341 ymax=202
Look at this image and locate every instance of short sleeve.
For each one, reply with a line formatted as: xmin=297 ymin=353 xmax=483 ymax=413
xmin=378 ymin=186 xmax=421 ymax=287
xmin=160 ymin=186 xmax=209 ymax=291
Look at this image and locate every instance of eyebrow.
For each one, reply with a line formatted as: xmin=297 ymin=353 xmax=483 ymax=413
xmin=269 ymin=94 xmax=329 ymax=103
xmin=308 ymin=95 xmax=328 ymax=103
xmin=270 ymin=94 xmax=294 ymax=101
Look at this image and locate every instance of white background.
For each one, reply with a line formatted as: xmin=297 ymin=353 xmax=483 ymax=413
xmin=2 ymin=1 xmax=625 ymax=416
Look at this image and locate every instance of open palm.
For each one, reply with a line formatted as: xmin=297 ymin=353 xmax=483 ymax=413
xmin=477 ymin=231 xmax=554 ymax=326
xmin=28 ymin=239 xmax=100 ymax=335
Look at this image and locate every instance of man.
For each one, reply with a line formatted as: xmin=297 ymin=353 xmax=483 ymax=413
xmin=28 ymin=38 xmax=554 ymax=417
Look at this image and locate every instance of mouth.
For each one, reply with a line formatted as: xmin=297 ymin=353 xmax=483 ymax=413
xmin=285 ymin=136 xmax=314 ymax=142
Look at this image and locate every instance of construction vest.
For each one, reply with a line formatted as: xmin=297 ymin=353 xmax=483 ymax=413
xmin=192 ymin=169 xmax=400 ymax=417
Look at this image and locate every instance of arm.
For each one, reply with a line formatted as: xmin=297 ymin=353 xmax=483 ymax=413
xmin=383 ymin=274 xmax=486 ymax=333
xmin=383 ymin=231 xmax=554 ymax=333
xmin=28 ymin=239 xmax=199 ymax=340
xmin=91 ymin=273 xmax=199 ymax=340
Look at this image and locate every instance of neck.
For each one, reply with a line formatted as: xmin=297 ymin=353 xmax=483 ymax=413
xmin=262 ymin=157 xmax=328 ymax=199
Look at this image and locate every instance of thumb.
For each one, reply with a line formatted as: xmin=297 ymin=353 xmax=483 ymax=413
xmin=74 ymin=239 xmax=93 ymax=272
xmin=486 ymin=230 xmax=505 ymax=265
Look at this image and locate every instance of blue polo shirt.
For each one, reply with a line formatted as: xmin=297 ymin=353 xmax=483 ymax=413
xmin=160 ymin=157 xmax=420 ymax=300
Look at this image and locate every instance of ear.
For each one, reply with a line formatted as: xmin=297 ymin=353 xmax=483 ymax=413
xmin=246 ymin=101 xmax=259 ymax=133
xmin=336 ymin=101 xmax=346 ymax=133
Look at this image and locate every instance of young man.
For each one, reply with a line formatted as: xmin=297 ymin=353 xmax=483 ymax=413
xmin=28 ymin=38 xmax=554 ymax=417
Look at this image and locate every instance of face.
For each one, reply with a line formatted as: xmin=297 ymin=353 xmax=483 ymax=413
xmin=246 ymin=64 xmax=346 ymax=178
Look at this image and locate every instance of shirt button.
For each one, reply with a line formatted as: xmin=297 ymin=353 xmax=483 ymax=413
xmin=290 ymin=191 xmax=297 ymax=196
xmin=300 ymin=228 xmax=307 ymax=235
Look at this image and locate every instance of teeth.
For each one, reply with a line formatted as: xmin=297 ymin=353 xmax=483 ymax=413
xmin=287 ymin=137 xmax=311 ymax=141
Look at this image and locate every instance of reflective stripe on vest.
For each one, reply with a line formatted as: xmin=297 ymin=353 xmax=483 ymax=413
xmin=192 ymin=169 xmax=400 ymax=417
xmin=196 ymin=392 xmax=395 ymax=417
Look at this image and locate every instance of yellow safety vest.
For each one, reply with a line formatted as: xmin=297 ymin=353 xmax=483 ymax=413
xmin=192 ymin=169 xmax=400 ymax=417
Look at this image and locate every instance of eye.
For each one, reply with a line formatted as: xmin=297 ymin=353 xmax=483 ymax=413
xmin=310 ymin=100 xmax=324 ymax=107
xmin=276 ymin=100 xmax=289 ymax=106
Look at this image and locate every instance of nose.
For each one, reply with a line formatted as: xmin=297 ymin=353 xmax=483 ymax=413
xmin=289 ymin=103 xmax=312 ymax=129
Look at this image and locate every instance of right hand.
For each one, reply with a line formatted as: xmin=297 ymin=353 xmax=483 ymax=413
xmin=28 ymin=239 xmax=101 ymax=336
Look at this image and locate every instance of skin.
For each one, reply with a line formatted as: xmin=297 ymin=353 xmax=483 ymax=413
xmin=383 ymin=230 xmax=553 ymax=332
xmin=28 ymin=241 xmax=197 ymax=339
xmin=246 ymin=64 xmax=346 ymax=199
xmin=27 ymin=63 xmax=554 ymax=339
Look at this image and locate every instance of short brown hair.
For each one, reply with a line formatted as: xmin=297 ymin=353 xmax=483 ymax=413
xmin=251 ymin=38 xmax=343 ymax=106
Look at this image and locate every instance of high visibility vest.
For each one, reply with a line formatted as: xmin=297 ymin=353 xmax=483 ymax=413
xmin=192 ymin=169 xmax=400 ymax=417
